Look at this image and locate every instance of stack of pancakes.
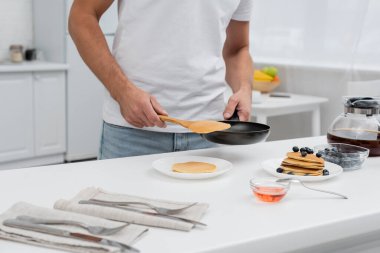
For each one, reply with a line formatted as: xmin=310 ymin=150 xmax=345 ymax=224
xmin=280 ymin=152 xmax=325 ymax=176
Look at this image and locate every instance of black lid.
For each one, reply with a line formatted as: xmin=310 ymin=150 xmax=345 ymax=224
xmin=345 ymin=97 xmax=380 ymax=109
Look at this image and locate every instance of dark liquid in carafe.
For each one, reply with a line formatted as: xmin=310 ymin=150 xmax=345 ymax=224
xmin=327 ymin=133 xmax=380 ymax=157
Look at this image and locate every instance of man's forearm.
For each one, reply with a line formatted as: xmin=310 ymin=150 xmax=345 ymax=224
xmin=224 ymin=46 xmax=254 ymax=93
xmin=69 ymin=8 xmax=130 ymax=103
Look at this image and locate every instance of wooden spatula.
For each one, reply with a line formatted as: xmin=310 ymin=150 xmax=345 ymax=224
xmin=159 ymin=115 xmax=231 ymax=134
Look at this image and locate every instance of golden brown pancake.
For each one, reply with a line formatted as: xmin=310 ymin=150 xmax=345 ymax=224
xmin=281 ymin=166 xmax=323 ymax=176
xmin=282 ymin=158 xmax=324 ymax=170
xmin=281 ymin=165 xmax=323 ymax=175
xmin=172 ymin=161 xmax=217 ymax=173
xmin=286 ymin=152 xmax=324 ymax=165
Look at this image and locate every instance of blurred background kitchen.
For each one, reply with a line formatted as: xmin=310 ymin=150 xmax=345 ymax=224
xmin=1 ymin=0 xmax=379 ymax=170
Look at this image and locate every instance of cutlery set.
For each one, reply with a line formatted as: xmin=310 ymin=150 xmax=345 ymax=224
xmin=78 ymin=199 xmax=206 ymax=226
xmin=16 ymin=215 xmax=128 ymax=235
xmin=3 ymin=218 xmax=139 ymax=253
xmin=86 ymin=199 xmax=198 ymax=215
xmin=2 ymin=199 xmax=201 ymax=252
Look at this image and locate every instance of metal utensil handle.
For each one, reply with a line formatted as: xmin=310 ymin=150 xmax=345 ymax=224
xmin=100 ymin=238 xmax=140 ymax=253
xmin=79 ymin=200 xmax=207 ymax=226
xmin=4 ymin=219 xmax=139 ymax=253
xmin=298 ymin=181 xmax=348 ymax=199
xmin=17 ymin=215 xmax=87 ymax=228
xmin=276 ymin=178 xmax=348 ymax=199
xmin=90 ymin=200 xmax=156 ymax=210
xmin=3 ymin=219 xmax=70 ymax=237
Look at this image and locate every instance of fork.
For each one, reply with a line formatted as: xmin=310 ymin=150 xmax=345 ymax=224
xmin=16 ymin=215 xmax=128 ymax=236
xmin=276 ymin=178 xmax=348 ymax=199
xmin=89 ymin=198 xmax=198 ymax=215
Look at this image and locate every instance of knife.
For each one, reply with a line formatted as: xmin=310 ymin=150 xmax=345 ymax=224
xmin=79 ymin=200 xmax=207 ymax=227
xmin=3 ymin=219 xmax=139 ymax=253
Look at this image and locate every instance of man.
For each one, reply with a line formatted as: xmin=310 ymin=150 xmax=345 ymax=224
xmin=69 ymin=0 xmax=254 ymax=158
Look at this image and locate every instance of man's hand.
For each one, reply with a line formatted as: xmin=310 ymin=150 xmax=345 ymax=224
xmin=224 ymin=87 xmax=252 ymax=121
xmin=117 ymin=83 xmax=168 ymax=128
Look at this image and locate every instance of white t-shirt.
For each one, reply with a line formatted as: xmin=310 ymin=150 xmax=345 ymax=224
xmin=103 ymin=0 xmax=253 ymax=132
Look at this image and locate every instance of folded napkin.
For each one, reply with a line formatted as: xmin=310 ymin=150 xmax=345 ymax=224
xmin=54 ymin=187 xmax=209 ymax=231
xmin=0 ymin=202 xmax=148 ymax=253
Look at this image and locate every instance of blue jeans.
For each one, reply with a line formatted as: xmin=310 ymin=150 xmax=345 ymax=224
xmin=99 ymin=122 xmax=217 ymax=159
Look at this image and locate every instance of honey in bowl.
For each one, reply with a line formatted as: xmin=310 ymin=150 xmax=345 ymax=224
xmin=250 ymin=179 xmax=289 ymax=203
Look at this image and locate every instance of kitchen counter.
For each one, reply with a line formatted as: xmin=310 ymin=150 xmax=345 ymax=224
xmin=1 ymin=136 xmax=380 ymax=253
xmin=0 ymin=61 xmax=69 ymax=72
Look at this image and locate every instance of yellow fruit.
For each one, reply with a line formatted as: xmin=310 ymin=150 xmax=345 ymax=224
xmin=254 ymin=70 xmax=274 ymax=81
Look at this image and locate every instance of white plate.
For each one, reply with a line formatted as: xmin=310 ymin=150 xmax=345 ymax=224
xmin=152 ymin=156 xmax=233 ymax=180
xmin=261 ymin=158 xmax=343 ymax=182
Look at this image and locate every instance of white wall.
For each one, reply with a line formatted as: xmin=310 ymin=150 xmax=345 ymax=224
xmin=251 ymin=0 xmax=380 ymax=141
xmin=251 ymin=0 xmax=380 ymax=66
xmin=0 ymin=0 xmax=34 ymax=61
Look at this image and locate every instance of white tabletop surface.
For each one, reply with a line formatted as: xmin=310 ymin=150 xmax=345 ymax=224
xmin=1 ymin=136 xmax=380 ymax=253
xmin=0 ymin=61 xmax=69 ymax=72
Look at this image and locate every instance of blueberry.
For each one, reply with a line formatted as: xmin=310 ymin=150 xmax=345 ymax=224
xmin=301 ymin=151 xmax=307 ymax=157
xmin=316 ymin=152 xmax=322 ymax=158
xmin=306 ymin=149 xmax=314 ymax=154
xmin=276 ymin=168 xmax=284 ymax=173
xmin=323 ymin=169 xmax=330 ymax=176
xmin=292 ymin=146 xmax=300 ymax=152
xmin=329 ymin=157 xmax=341 ymax=165
xmin=300 ymin=147 xmax=306 ymax=153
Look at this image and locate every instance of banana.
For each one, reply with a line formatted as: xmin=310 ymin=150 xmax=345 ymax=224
xmin=254 ymin=70 xmax=274 ymax=81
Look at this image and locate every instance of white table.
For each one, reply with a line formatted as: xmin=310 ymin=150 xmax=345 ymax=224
xmin=1 ymin=136 xmax=380 ymax=253
xmin=252 ymin=93 xmax=328 ymax=136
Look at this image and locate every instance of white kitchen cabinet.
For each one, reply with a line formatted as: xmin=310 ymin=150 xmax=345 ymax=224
xmin=0 ymin=74 xmax=34 ymax=162
xmin=0 ymin=63 xmax=68 ymax=170
xmin=34 ymin=72 xmax=66 ymax=156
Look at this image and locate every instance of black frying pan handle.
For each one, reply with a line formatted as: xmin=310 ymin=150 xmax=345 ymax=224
xmin=230 ymin=110 xmax=240 ymax=121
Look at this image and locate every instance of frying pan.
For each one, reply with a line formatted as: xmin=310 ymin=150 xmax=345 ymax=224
xmin=201 ymin=111 xmax=270 ymax=145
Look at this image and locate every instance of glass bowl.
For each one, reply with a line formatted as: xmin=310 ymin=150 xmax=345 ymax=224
xmin=249 ymin=178 xmax=289 ymax=202
xmin=314 ymin=143 xmax=369 ymax=171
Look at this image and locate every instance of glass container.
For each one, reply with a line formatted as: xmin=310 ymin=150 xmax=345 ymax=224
xmin=327 ymin=97 xmax=380 ymax=156
xmin=9 ymin=45 xmax=24 ymax=63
